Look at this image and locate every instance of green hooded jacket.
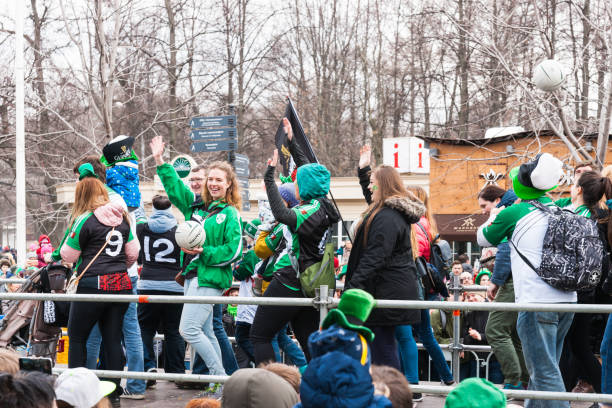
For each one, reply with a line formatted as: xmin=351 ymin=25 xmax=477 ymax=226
xmin=157 ymin=163 xmax=243 ymax=290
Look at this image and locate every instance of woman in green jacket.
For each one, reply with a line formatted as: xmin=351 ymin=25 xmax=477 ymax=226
xmin=150 ymin=136 xmax=243 ymax=391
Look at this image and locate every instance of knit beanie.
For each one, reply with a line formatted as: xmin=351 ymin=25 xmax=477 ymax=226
xmin=278 ymin=183 xmax=299 ymax=208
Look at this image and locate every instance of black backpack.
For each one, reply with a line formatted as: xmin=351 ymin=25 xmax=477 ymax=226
xmin=416 ymin=223 xmax=452 ymax=280
xmin=510 ymin=200 xmax=604 ymax=292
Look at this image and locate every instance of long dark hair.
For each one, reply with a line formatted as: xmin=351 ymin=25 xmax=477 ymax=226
xmin=361 ymin=165 xmax=413 ymax=245
xmin=577 ymin=171 xmax=612 ymax=244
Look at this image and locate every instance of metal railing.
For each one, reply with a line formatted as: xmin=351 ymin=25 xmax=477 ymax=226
xmin=3 ymin=284 xmax=612 ymax=404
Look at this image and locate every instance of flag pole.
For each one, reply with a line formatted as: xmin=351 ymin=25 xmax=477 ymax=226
xmin=15 ymin=1 xmax=26 ymax=264
xmin=286 ymin=97 xmax=352 ymax=244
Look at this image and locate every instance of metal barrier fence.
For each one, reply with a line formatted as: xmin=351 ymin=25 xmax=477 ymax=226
xmin=3 ymin=284 xmax=612 ymax=404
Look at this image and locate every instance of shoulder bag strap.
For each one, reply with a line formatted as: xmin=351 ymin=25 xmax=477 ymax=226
xmin=508 ymin=239 xmax=538 ymax=274
xmin=73 ymin=226 xmax=115 ymax=285
xmin=415 ymin=222 xmax=433 ymax=245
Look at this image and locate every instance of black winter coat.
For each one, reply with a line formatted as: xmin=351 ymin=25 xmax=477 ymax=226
xmin=344 ymin=166 xmax=425 ymax=327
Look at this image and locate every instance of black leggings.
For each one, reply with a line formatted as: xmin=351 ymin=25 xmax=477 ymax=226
xmin=565 ymin=312 xmax=602 ymax=392
xmin=67 ymin=286 xmax=130 ymax=388
xmin=250 ymin=279 xmax=319 ymax=365
xmin=369 ymin=325 xmax=401 ymax=370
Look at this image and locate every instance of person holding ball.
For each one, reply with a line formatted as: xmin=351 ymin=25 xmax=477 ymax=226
xmin=150 ymin=136 xmax=243 ymax=397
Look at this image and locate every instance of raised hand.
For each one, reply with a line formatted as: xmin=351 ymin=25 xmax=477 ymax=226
xmin=359 ymin=145 xmax=372 ymax=169
xmin=487 ymin=282 xmax=499 ymax=301
xmin=267 ymin=149 xmax=279 ymax=167
xmin=150 ymin=136 xmax=166 ymax=166
xmin=282 ymin=117 xmax=293 ymax=141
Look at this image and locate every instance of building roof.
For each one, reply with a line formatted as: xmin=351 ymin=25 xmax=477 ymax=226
xmin=422 ymin=130 xmax=605 ymax=146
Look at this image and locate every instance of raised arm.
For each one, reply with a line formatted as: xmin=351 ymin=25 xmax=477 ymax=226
xmin=358 ymin=145 xmax=372 ymax=204
xmin=264 ymin=149 xmax=298 ymax=229
xmin=150 ymin=136 xmax=195 ymax=216
xmin=284 ymin=118 xmax=310 ymax=168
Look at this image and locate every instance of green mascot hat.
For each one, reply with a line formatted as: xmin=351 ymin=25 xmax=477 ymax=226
xmin=321 ymin=289 xmax=376 ymax=342
xmin=100 ymin=135 xmax=139 ymax=167
xmin=509 ymin=153 xmax=563 ymax=200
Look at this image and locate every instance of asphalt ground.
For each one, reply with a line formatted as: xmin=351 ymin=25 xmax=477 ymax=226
xmin=113 ymin=379 xmax=600 ymax=408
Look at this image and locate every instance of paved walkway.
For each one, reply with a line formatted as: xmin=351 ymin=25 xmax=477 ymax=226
xmin=115 ymin=380 xmax=600 ymax=408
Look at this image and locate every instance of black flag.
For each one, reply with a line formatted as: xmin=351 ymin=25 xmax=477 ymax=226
xmin=274 ymin=98 xmax=317 ymax=178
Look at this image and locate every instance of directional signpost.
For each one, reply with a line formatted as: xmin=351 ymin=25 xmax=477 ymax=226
xmin=190 ymin=128 xmax=237 ymax=141
xmin=190 ymin=139 xmax=238 ymax=153
xmin=234 ymin=153 xmax=250 ymax=211
xmin=189 ymin=115 xmax=237 ymax=153
xmin=189 ymin=111 xmax=250 ymax=211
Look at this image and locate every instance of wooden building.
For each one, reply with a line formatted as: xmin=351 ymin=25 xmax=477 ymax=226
xmin=426 ymin=130 xmax=610 ymax=262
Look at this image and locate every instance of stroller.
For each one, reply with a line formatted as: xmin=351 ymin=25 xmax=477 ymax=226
xmin=0 ymin=263 xmax=71 ymax=363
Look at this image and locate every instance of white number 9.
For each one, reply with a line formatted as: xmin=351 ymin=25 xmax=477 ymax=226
xmin=105 ymin=230 xmax=124 ymax=257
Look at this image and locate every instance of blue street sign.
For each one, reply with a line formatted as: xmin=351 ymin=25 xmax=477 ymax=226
xmin=234 ymin=153 xmax=249 ymax=165
xmin=190 ymin=115 xmax=236 ymax=129
xmin=240 ymin=189 xmax=250 ymax=202
xmin=190 ymin=128 xmax=237 ymax=141
xmin=238 ymin=177 xmax=249 ymax=189
xmin=190 ymin=138 xmax=237 ymax=153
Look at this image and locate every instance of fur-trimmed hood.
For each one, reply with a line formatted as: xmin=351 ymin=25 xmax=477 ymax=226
xmin=384 ymin=195 xmax=426 ymax=223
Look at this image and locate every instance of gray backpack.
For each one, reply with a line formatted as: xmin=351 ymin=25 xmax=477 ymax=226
xmin=510 ymin=200 xmax=604 ymax=291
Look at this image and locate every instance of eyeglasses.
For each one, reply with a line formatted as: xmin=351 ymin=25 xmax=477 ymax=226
xmin=189 ymin=178 xmax=204 ymax=183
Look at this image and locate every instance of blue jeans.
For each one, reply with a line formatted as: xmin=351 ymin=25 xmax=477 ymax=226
xmin=414 ymin=309 xmax=453 ymax=383
xmin=191 ymin=304 xmax=239 ymax=375
xmin=179 ymin=278 xmax=225 ymax=376
xmin=517 ymin=310 xmax=574 ymax=408
xmin=601 ymin=314 xmax=612 ymax=395
xmin=395 ymin=325 xmax=419 ymax=384
xmin=276 ymin=325 xmax=307 ymax=368
xmin=86 ymin=277 xmax=145 ymax=394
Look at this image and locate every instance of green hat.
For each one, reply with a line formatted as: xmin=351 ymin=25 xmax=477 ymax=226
xmin=321 ymin=289 xmax=376 ymax=342
xmin=100 ymin=135 xmax=139 ymax=166
xmin=78 ymin=163 xmax=98 ymax=180
xmin=445 ymin=378 xmax=506 ymax=408
xmin=509 ymin=153 xmax=563 ymax=200
xmin=475 ymin=268 xmax=492 ymax=285
xmin=337 ymin=264 xmax=347 ymax=279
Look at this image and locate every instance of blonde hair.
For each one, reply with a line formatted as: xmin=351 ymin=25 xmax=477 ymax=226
xmin=184 ymin=398 xmax=221 ymax=408
xmin=259 ymin=362 xmax=301 ymax=393
xmin=202 ymin=161 xmax=242 ymax=209
xmin=406 ymin=186 xmax=436 ymax=259
xmin=0 ymin=349 xmax=19 ymax=374
xmin=69 ymin=178 xmax=110 ymax=227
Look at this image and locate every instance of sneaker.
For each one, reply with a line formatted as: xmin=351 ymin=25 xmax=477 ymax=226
xmin=176 ymin=380 xmax=208 ymax=390
xmin=203 ymin=383 xmax=224 ymax=400
xmin=572 ymin=379 xmax=595 ymax=394
xmin=503 ymin=382 xmax=524 ymax=390
xmin=146 ymin=368 xmax=157 ymax=389
xmin=412 ymin=392 xmax=423 ymax=402
xmin=120 ymin=389 xmax=145 ymax=400
xmin=441 ymin=380 xmax=455 ymax=386
xmin=504 ymin=382 xmax=524 ymax=401
xmin=108 ymin=394 xmax=121 ymax=408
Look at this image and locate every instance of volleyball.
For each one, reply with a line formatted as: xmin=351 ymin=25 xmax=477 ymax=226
xmin=533 ymin=59 xmax=566 ymax=92
xmin=175 ymin=221 xmax=206 ymax=250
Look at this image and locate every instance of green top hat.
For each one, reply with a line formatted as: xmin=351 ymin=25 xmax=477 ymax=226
xmin=100 ymin=135 xmax=139 ymax=167
xmin=321 ymin=289 xmax=376 ymax=342
xmin=509 ymin=153 xmax=562 ymax=200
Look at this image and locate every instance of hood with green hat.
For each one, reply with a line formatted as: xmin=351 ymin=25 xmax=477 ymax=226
xmin=475 ymin=268 xmax=492 ymax=285
xmin=509 ymin=153 xmax=563 ymax=200
xmin=321 ymin=289 xmax=376 ymax=342
xmin=296 ymin=163 xmax=330 ymax=200
xmin=444 ymin=378 xmax=506 ymax=408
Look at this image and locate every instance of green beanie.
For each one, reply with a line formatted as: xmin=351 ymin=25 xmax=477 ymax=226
xmin=444 ymin=378 xmax=506 ymax=408
xmin=296 ymin=163 xmax=330 ymax=200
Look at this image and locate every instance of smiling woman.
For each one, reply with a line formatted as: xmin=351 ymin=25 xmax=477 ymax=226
xmin=150 ymin=136 xmax=243 ymax=394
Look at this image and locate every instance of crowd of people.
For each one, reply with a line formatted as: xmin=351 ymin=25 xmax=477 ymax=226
xmin=2 ymin=125 xmax=612 ymax=408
